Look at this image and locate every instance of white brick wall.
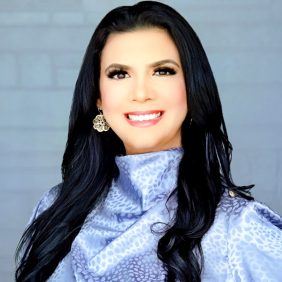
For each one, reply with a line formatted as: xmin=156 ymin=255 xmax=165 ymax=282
xmin=0 ymin=0 xmax=281 ymax=280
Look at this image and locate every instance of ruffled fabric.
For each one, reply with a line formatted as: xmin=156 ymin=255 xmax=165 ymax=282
xmin=49 ymin=148 xmax=183 ymax=281
xmin=201 ymin=195 xmax=282 ymax=281
xmin=27 ymin=148 xmax=282 ymax=281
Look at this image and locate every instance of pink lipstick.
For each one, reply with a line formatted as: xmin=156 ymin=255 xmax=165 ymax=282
xmin=124 ymin=110 xmax=163 ymax=128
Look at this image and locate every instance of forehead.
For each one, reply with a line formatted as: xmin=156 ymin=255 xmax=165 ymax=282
xmin=100 ymin=28 xmax=180 ymax=66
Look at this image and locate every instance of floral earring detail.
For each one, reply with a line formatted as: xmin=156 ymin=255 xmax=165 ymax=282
xmin=92 ymin=108 xmax=110 ymax=132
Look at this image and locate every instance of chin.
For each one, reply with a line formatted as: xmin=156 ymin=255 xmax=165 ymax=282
xmin=124 ymin=141 xmax=179 ymax=155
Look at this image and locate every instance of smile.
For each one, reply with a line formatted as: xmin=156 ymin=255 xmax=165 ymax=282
xmin=124 ymin=111 xmax=163 ymax=127
xmin=127 ymin=112 xmax=161 ymax=121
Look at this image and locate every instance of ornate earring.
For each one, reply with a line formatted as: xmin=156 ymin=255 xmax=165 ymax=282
xmin=92 ymin=108 xmax=110 ymax=132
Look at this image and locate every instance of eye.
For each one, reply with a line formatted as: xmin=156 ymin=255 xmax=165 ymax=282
xmin=154 ymin=67 xmax=176 ymax=76
xmin=107 ymin=69 xmax=129 ymax=80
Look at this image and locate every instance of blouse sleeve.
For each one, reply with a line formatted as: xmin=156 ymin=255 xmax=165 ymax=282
xmin=27 ymin=184 xmax=60 ymax=224
xmin=227 ymin=200 xmax=282 ymax=281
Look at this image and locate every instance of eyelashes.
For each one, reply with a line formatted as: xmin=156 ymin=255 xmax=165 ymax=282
xmin=107 ymin=69 xmax=129 ymax=79
xmin=154 ymin=67 xmax=176 ymax=76
xmin=106 ymin=67 xmax=177 ymax=79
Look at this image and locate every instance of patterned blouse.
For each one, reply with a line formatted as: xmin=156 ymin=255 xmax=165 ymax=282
xmin=28 ymin=148 xmax=282 ymax=281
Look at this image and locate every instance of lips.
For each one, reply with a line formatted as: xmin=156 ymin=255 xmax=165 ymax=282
xmin=124 ymin=110 xmax=163 ymax=127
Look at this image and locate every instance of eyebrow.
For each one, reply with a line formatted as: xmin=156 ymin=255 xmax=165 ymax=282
xmin=104 ymin=59 xmax=180 ymax=73
xmin=105 ymin=63 xmax=129 ymax=73
xmin=150 ymin=59 xmax=180 ymax=68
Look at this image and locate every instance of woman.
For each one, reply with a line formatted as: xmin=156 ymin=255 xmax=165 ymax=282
xmin=15 ymin=1 xmax=282 ymax=281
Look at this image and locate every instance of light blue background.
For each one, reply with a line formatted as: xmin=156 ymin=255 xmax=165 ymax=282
xmin=0 ymin=0 xmax=281 ymax=280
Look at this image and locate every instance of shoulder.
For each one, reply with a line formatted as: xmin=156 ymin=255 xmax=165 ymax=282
xmin=218 ymin=192 xmax=282 ymax=232
xmin=218 ymin=192 xmax=282 ymax=254
xmin=29 ymin=183 xmax=61 ymax=222
xmin=217 ymin=193 xmax=282 ymax=281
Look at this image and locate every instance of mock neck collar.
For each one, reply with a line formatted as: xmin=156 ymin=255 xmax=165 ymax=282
xmin=53 ymin=148 xmax=184 ymax=281
xmin=114 ymin=148 xmax=183 ymax=211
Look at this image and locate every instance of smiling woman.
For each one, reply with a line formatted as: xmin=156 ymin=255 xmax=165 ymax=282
xmin=15 ymin=1 xmax=282 ymax=282
xmin=98 ymin=28 xmax=187 ymax=154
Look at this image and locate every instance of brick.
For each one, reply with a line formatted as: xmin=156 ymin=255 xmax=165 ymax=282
xmin=270 ymin=0 xmax=282 ymax=22
xmin=83 ymin=1 xmax=271 ymax=23
xmin=55 ymin=67 xmax=79 ymax=88
xmin=0 ymin=0 xmax=82 ymax=12
xmin=0 ymin=192 xmax=32 ymax=229
xmin=0 ymin=1 xmax=33 ymax=12
xmin=196 ymin=25 xmax=282 ymax=52
xmin=219 ymin=83 xmax=282 ymax=126
xmin=0 ymin=128 xmax=67 ymax=152
xmin=0 ymin=229 xmax=25 ymax=257
xmin=0 ymin=257 xmax=14 ymax=282
xmin=19 ymin=54 xmax=53 ymax=87
xmin=85 ymin=12 xmax=105 ymax=25
xmin=0 ymin=27 xmax=92 ymax=51
xmin=52 ymin=52 xmax=83 ymax=68
xmin=219 ymin=82 xmax=282 ymax=98
xmin=0 ymin=271 xmax=13 ymax=282
xmin=278 ymin=151 xmax=282 ymax=191
xmin=52 ymin=12 xmax=84 ymax=25
xmin=231 ymin=149 xmax=253 ymax=185
xmin=0 ymin=54 xmax=17 ymax=87
xmin=82 ymin=0 xmax=117 ymax=12
xmin=251 ymin=150 xmax=278 ymax=191
xmin=231 ymin=149 xmax=281 ymax=214
xmin=228 ymin=125 xmax=282 ymax=150
xmin=0 ymin=90 xmax=71 ymax=128
xmin=0 ymin=12 xmax=49 ymax=25
xmin=0 ymin=151 xmax=62 ymax=170
xmin=28 ymin=0 xmax=83 ymax=12
xmin=0 ymin=166 xmax=61 ymax=192
xmin=184 ymin=7 xmax=269 ymax=24
xmin=277 ymin=151 xmax=282 ymax=213
xmin=209 ymin=52 xmax=282 ymax=84
xmin=175 ymin=0 xmax=273 ymax=10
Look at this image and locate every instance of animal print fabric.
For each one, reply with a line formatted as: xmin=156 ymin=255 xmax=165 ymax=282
xmin=28 ymin=148 xmax=282 ymax=281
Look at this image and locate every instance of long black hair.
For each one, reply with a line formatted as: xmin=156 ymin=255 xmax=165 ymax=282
xmin=15 ymin=1 xmax=253 ymax=281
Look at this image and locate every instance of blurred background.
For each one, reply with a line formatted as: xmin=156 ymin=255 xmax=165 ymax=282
xmin=0 ymin=0 xmax=281 ymax=280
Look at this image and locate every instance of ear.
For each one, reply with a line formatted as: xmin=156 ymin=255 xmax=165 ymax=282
xmin=96 ymin=98 xmax=102 ymax=109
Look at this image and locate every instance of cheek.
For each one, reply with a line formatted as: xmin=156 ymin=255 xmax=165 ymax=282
xmin=176 ymin=84 xmax=187 ymax=104
xmin=99 ymin=81 xmax=123 ymax=112
xmin=166 ymin=80 xmax=188 ymax=112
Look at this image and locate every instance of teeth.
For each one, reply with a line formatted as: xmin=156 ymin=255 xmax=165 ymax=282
xmin=128 ymin=112 xmax=161 ymax=121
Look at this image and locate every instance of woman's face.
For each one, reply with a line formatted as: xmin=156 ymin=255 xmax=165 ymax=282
xmin=98 ymin=28 xmax=187 ymax=155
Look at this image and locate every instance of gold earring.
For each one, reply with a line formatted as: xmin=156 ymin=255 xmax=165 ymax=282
xmin=92 ymin=109 xmax=110 ymax=132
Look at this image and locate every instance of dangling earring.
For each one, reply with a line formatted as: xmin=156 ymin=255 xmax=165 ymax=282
xmin=92 ymin=108 xmax=110 ymax=132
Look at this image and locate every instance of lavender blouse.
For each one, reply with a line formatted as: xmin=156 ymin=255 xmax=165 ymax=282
xmin=29 ymin=148 xmax=282 ymax=281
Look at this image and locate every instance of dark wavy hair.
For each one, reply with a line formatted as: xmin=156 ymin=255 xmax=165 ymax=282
xmin=15 ymin=1 xmax=253 ymax=281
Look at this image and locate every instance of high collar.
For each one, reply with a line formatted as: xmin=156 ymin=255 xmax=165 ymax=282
xmin=114 ymin=148 xmax=183 ymax=211
xmin=50 ymin=148 xmax=184 ymax=281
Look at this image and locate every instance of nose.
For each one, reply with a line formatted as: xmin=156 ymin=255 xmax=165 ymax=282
xmin=131 ymin=76 xmax=153 ymax=102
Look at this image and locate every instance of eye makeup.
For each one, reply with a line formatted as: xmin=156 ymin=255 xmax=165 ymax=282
xmin=107 ymin=69 xmax=129 ymax=79
xmin=154 ymin=66 xmax=176 ymax=76
xmin=104 ymin=59 xmax=180 ymax=80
